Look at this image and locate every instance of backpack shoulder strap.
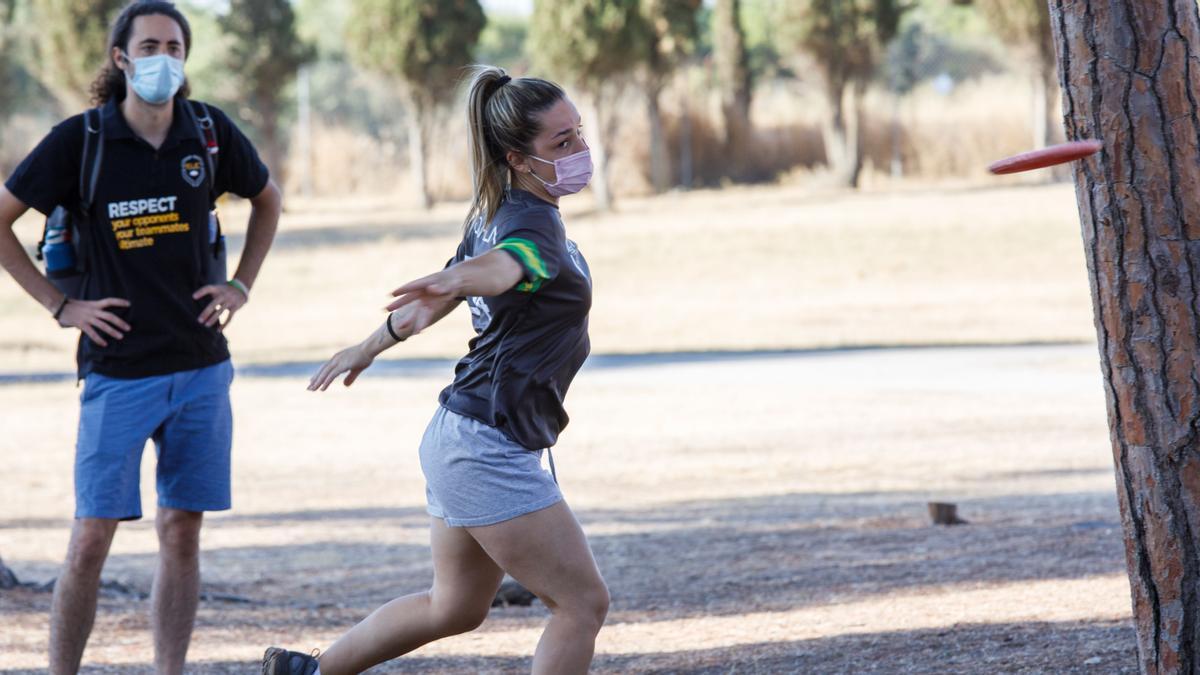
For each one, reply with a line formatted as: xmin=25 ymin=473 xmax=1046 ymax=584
xmin=182 ymin=99 xmax=219 ymax=199
xmin=79 ymin=108 xmax=104 ymax=212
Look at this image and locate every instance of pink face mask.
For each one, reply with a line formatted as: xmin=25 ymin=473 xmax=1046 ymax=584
xmin=529 ymin=149 xmax=593 ymax=197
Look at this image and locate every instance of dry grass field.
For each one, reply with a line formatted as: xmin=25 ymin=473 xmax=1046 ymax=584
xmin=0 ymin=179 xmax=1094 ymax=372
xmin=0 ymin=181 xmax=1137 ymax=673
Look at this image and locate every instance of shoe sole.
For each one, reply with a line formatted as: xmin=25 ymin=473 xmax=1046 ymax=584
xmin=262 ymin=647 xmax=287 ymax=675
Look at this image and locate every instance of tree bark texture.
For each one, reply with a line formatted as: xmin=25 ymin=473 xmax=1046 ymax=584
xmin=1049 ymin=2 xmax=1200 ymax=672
xmin=258 ymin=97 xmax=286 ymax=191
xmin=584 ymin=95 xmax=613 ymax=212
xmin=713 ymin=0 xmax=753 ymax=181
xmin=405 ymin=93 xmax=433 ymax=210
xmin=821 ymin=79 xmax=863 ymax=188
xmin=646 ymin=82 xmax=671 ymax=194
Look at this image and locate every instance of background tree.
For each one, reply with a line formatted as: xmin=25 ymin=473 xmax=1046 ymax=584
xmin=778 ymin=0 xmax=907 ymax=188
xmin=346 ymin=0 xmax=486 ymax=209
xmin=964 ymin=0 xmax=1056 ymax=148
xmin=641 ymin=0 xmax=701 ymax=193
xmin=219 ymin=0 xmax=315 ymax=186
xmin=0 ymin=0 xmax=18 ymax=121
xmin=529 ymin=0 xmax=648 ymax=211
xmin=1050 ymin=1 xmax=1200 ymax=671
xmin=26 ymin=0 xmax=125 ymax=111
xmin=711 ymin=0 xmax=753 ymax=181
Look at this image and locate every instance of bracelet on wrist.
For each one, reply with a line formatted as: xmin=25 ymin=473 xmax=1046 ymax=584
xmin=386 ymin=312 xmax=405 ymax=342
xmin=52 ymin=296 xmax=70 ymax=321
xmin=227 ymin=278 xmax=250 ymax=299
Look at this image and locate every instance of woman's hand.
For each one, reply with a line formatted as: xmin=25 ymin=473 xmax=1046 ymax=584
xmin=308 ymin=344 xmax=375 ymax=391
xmin=387 ymin=269 xmax=462 ymax=337
xmin=58 ymin=297 xmax=132 ymax=347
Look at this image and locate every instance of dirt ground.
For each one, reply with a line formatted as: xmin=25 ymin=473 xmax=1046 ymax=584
xmin=0 ymin=182 xmax=1138 ymax=673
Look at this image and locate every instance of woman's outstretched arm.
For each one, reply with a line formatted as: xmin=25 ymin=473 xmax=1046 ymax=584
xmin=308 ymin=295 xmax=461 ymax=392
xmin=386 ymin=249 xmax=525 ymax=335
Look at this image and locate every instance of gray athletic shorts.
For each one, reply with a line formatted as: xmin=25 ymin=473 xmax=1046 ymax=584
xmin=419 ymin=405 xmax=563 ymax=527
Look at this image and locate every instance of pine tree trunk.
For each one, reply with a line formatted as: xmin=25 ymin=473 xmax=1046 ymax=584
xmin=260 ymin=97 xmax=285 ymax=191
xmin=1031 ymin=65 xmax=1048 ymax=150
xmin=677 ymin=68 xmax=694 ymax=190
xmin=1050 ymin=2 xmax=1200 ymax=672
xmin=646 ymin=82 xmax=670 ymax=194
xmin=1041 ymin=57 xmax=1062 ymax=145
xmin=821 ymin=79 xmax=863 ymax=188
xmin=714 ymin=0 xmax=753 ymax=181
xmin=584 ymin=95 xmax=612 ymax=212
xmin=405 ymin=92 xmax=433 ymax=210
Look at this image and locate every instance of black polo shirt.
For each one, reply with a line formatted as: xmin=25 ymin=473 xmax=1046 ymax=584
xmin=5 ymin=98 xmax=269 ymax=378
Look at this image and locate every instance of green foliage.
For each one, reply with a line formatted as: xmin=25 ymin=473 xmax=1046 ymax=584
xmin=777 ymin=0 xmax=909 ymax=91
xmin=172 ymin=1 xmax=223 ymax=101
xmin=476 ymin=14 xmax=528 ymax=71
xmin=884 ymin=2 xmax=1002 ymax=95
xmin=740 ymin=0 xmax=789 ymax=80
xmin=220 ymin=0 xmax=315 ymax=103
xmin=970 ymin=0 xmax=1053 ymax=66
xmin=528 ymin=0 xmax=648 ymax=87
xmin=345 ymin=0 xmax=486 ymax=102
xmin=971 ymin=0 xmax=1049 ymax=50
xmin=28 ymin=0 xmax=125 ymax=109
xmin=713 ymin=0 xmax=750 ymax=107
xmin=642 ymin=0 xmax=701 ymax=75
xmin=0 ymin=0 xmax=16 ymax=119
xmin=295 ymin=0 xmax=353 ymax=59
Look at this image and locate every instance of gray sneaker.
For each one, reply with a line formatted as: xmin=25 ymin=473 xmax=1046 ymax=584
xmin=262 ymin=647 xmax=319 ymax=675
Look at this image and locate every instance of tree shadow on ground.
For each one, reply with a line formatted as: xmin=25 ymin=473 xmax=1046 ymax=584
xmin=1 ymin=488 xmax=1131 ymax=672
xmin=2 ymin=489 xmax=1127 ymax=622
xmin=0 ymin=618 xmax=1136 ymax=674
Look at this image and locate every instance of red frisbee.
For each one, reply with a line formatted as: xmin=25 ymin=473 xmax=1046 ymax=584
xmin=988 ymin=140 xmax=1103 ymax=175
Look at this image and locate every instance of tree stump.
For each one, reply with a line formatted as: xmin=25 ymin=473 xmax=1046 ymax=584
xmin=0 ymin=555 xmax=18 ymax=590
xmin=927 ymin=502 xmax=967 ymax=526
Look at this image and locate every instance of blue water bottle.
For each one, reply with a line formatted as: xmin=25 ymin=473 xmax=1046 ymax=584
xmin=42 ymin=208 xmax=77 ymax=279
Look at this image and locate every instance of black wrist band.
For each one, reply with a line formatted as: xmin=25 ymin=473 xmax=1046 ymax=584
xmin=386 ymin=312 xmax=405 ymax=342
xmin=52 ymin=296 xmax=70 ymax=320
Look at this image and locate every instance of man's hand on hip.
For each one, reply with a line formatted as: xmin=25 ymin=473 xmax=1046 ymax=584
xmin=193 ymin=282 xmax=248 ymax=330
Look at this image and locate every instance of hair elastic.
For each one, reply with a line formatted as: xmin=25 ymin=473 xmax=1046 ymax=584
xmin=53 ymin=296 xmax=70 ymax=321
xmin=386 ymin=312 xmax=405 ymax=342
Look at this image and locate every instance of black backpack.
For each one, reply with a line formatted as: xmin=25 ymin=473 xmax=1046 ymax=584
xmin=37 ymin=101 xmax=225 ymax=298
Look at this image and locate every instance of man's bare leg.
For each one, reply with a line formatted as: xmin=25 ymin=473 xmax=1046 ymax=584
xmin=152 ymin=508 xmax=203 ymax=675
xmin=49 ymin=518 xmax=119 ymax=675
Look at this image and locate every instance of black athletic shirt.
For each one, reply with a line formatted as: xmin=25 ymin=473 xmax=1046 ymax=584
xmin=439 ymin=188 xmax=593 ymax=450
xmin=5 ymin=98 xmax=269 ymax=378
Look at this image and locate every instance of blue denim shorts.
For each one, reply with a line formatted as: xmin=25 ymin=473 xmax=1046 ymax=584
xmin=419 ymin=405 xmax=562 ymax=528
xmin=75 ymin=360 xmax=234 ymax=520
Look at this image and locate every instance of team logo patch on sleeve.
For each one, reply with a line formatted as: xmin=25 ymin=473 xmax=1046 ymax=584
xmin=181 ymin=155 xmax=206 ymax=188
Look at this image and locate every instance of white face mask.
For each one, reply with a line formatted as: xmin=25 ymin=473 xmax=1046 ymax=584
xmin=123 ymin=52 xmax=185 ymax=105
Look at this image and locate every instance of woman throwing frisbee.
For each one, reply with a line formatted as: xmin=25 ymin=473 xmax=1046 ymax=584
xmin=263 ymin=66 xmax=607 ymax=675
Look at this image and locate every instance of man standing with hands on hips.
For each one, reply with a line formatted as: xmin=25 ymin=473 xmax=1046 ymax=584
xmin=0 ymin=2 xmax=280 ymax=673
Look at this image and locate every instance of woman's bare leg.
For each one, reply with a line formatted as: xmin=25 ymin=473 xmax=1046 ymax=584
xmin=314 ymin=518 xmax=505 ymax=675
xmin=468 ymin=501 xmax=609 ymax=675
